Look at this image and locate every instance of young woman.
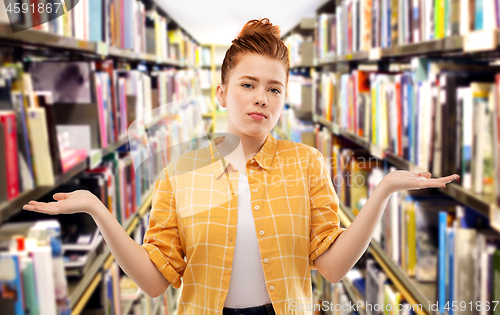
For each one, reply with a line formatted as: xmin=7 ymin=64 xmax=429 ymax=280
xmin=24 ymin=19 xmax=459 ymax=315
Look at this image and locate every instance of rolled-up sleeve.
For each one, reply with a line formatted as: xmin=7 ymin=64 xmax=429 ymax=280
xmin=308 ymin=148 xmax=346 ymax=270
xmin=142 ymin=168 xmax=185 ymax=289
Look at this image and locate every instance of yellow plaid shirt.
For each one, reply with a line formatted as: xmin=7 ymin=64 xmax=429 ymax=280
xmin=142 ymin=133 xmax=345 ymax=314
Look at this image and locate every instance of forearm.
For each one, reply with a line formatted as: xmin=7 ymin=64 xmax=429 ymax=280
xmin=315 ymin=184 xmax=391 ymax=283
xmin=90 ymin=202 xmax=170 ymax=297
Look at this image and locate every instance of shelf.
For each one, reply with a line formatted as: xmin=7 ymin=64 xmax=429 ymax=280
xmin=68 ymin=247 xmax=110 ymax=310
xmin=107 ymin=45 xmax=181 ymax=66
xmin=317 ymin=30 xmax=500 ymax=65
xmin=340 ymin=277 xmax=366 ymax=315
xmin=316 ymin=0 xmax=337 ymax=14
xmin=338 ymin=204 xmax=435 ymax=315
xmin=0 ymin=23 xmax=185 ymax=67
xmin=139 ymin=190 xmax=154 ymax=218
xmin=290 ymin=62 xmax=316 ymax=69
xmin=68 ymin=188 xmax=154 ymax=315
xmin=0 ymin=137 xmax=133 ymax=224
xmin=152 ymin=298 xmax=163 ymax=315
xmin=0 ymin=158 xmax=86 ymax=224
xmin=71 ymin=272 xmax=103 ymax=315
xmin=101 ymin=136 xmax=130 ymax=157
xmin=0 ymin=23 xmax=95 ymax=53
xmin=282 ymin=17 xmax=316 ymax=39
xmin=121 ymin=299 xmax=135 ymax=315
xmin=312 ymin=113 xmax=340 ymax=135
xmin=313 ymin=115 xmax=498 ymax=220
xmin=272 ymin=126 xmax=289 ymax=140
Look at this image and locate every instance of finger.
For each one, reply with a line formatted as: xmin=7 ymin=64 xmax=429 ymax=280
xmin=22 ymin=204 xmax=37 ymax=211
xmin=419 ymin=172 xmax=432 ymax=179
xmin=30 ymin=203 xmax=59 ymax=215
xmin=438 ymin=174 xmax=460 ymax=183
xmin=422 ymin=179 xmax=453 ymax=188
xmin=23 ymin=203 xmax=56 ymax=214
xmin=28 ymin=200 xmax=44 ymax=205
xmin=410 ymin=172 xmax=431 ymax=179
xmin=54 ymin=192 xmax=71 ymax=200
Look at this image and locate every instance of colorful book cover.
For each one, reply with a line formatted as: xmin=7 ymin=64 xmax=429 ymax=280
xmin=0 ymin=111 xmax=20 ymax=200
xmin=0 ymin=253 xmax=24 ymax=315
xmin=475 ymin=0 xmax=484 ymax=30
xmin=437 ymin=211 xmax=448 ymax=314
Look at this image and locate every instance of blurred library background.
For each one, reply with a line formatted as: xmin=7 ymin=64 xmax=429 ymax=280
xmin=0 ymin=0 xmax=500 ymax=315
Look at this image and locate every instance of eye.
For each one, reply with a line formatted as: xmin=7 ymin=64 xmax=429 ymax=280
xmin=242 ymin=83 xmax=253 ymax=89
xmin=269 ymin=88 xmax=281 ymax=94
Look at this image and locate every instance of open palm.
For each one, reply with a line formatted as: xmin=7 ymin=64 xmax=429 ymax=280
xmin=381 ymin=170 xmax=459 ymax=195
xmin=23 ymin=190 xmax=101 ymax=215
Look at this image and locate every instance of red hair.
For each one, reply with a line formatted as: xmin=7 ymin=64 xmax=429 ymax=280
xmin=221 ymin=18 xmax=290 ymax=86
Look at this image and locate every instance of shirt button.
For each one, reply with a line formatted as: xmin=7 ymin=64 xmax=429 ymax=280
xmin=253 ymin=189 xmax=257 ymax=192
xmin=249 ymin=170 xmax=254 ymax=174
xmin=251 ymin=160 xmax=255 ymax=164
xmin=254 ymin=205 xmax=259 ymax=210
xmin=263 ymin=258 xmax=268 ymax=263
xmin=269 ymin=285 xmax=274 ymax=291
xmin=259 ymin=230 xmax=264 ymax=236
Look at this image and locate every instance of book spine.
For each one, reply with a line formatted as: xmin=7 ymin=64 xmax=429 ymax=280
xmin=95 ymin=74 xmax=108 ymax=148
xmin=438 ymin=211 xmax=448 ymax=315
xmin=0 ymin=113 xmax=20 ymax=199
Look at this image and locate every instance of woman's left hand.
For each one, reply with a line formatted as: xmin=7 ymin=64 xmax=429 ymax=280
xmin=380 ymin=170 xmax=459 ymax=195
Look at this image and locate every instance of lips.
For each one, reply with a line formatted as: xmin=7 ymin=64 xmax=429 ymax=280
xmin=248 ymin=112 xmax=266 ymax=118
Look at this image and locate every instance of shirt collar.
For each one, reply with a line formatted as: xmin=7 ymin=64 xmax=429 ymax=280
xmin=207 ymin=133 xmax=278 ymax=179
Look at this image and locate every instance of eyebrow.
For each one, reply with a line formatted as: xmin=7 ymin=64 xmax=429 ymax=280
xmin=238 ymin=75 xmax=284 ymax=88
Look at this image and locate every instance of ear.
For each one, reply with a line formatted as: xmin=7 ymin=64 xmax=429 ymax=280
xmin=216 ymin=84 xmax=226 ymax=109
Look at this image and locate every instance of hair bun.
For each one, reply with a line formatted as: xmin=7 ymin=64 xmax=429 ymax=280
xmin=238 ymin=18 xmax=281 ymax=39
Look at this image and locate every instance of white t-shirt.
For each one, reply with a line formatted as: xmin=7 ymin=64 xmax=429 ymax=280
xmin=223 ymin=174 xmax=272 ymax=308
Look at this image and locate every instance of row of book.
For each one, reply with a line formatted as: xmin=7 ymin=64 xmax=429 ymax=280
xmin=0 ymin=99 xmax=198 ymax=313
xmin=287 ymin=72 xmax=313 ymax=110
xmin=311 ymin=258 xmax=418 ymax=315
xmin=0 ymin=169 xmax=144 ymax=315
xmin=0 ymin=60 xmax=208 ymax=203
xmin=284 ymin=33 xmax=313 ymax=67
xmin=313 ymin=130 xmax=500 ymax=314
xmin=0 ymin=0 xmax=201 ymax=66
xmin=0 ymin=197 xmax=160 ymax=315
xmin=312 ymin=59 xmax=500 ymax=200
xmin=316 ymin=0 xmax=500 ymax=59
xmin=199 ymin=46 xmax=212 ymax=68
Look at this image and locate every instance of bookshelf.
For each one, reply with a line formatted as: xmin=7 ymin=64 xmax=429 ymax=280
xmin=0 ymin=136 xmax=129 ymax=224
xmin=282 ymin=17 xmax=317 ymax=69
xmin=312 ymin=112 xmax=498 ymax=221
xmin=0 ymin=23 xmax=187 ymax=68
xmin=341 ymin=277 xmax=366 ymax=315
xmin=198 ymin=43 xmax=230 ymax=135
xmin=339 ymin=201 xmax=438 ymax=315
xmin=315 ymin=32 xmax=500 ymax=66
xmin=0 ymin=1 xmax=201 ymax=315
xmin=68 ymin=189 xmax=152 ymax=315
xmin=312 ymin=0 xmax=500 ymax=314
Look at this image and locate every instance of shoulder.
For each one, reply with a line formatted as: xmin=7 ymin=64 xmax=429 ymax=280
xmin=275 ymin=139 xmax=322 ymax=160
xmin=164 ymin=146 xmax=210 ymax=178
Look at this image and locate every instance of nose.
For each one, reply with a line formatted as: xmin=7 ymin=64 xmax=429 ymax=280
xmin=254 ymin=90 xmax=267 ymax=107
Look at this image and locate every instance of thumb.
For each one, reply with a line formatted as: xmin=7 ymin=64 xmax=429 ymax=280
xmin=53 ymin=192 xmax=71 ymax=200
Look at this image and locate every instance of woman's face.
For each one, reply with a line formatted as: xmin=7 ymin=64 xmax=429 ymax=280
xmin=217 ymin=53 xmax=287 ymax=139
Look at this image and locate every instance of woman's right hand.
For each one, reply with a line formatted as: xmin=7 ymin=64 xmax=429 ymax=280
xmin=23 ymin=190 xmax=101 ymax=216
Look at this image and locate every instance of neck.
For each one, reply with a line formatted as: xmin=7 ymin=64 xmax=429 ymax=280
xmin=236 ymin=132 xmax=268 ymax=162
xmin=216 ymin=130 xmax=268 ymax=172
